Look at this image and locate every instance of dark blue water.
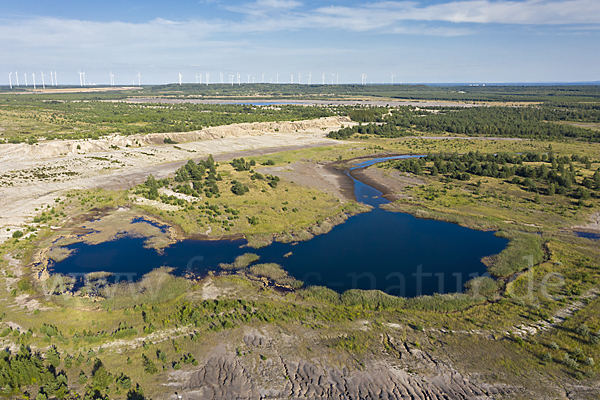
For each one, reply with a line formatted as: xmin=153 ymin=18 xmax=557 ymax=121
xmin=574 ymin=231 xmax=600 ymax=240
xmin=52 ymin=156 xmax=508 ymax=297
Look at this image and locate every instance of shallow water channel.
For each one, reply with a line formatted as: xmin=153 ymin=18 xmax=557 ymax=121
xmin=52 ymin=156 xmax=508 ymax=297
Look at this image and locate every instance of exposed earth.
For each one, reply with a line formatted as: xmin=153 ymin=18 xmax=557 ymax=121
xmin=0 ymin=116 xmax=350 ymax=243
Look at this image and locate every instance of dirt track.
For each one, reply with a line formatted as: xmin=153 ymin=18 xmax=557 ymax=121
xmin=125 ymin=97 xmax=484 ymax=108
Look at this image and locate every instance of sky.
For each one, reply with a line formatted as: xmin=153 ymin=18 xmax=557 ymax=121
xmin=1 ymin=0 xmax=599 ymax=85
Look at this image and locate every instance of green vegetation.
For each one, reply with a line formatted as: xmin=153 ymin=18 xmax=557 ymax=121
xmin=0 ymin=95 xmax=335 ymax=142
xmin=2 ymin=85 xmax=600 ymax=398
xmin=329 ymin=103 xmax=600 ymax=141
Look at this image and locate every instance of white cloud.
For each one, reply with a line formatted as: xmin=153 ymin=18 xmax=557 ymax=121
xmin=311 ymin=0 xmax=600 ymax=27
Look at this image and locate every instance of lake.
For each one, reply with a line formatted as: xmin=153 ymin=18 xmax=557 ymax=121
xmin=51 ymin=156 xmax=508 ymax=297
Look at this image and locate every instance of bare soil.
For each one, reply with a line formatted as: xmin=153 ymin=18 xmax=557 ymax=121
xmin=259 ymin=161 xmax=355 ymax=201
xmin=350 ymin=165 xmax=425 ymax=201
xmin=0 ymin=116 xmax=349 ymax=241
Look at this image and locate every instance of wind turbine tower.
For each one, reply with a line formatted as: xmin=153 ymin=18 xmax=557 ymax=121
xmin=261 ymin=72 xmax=265 ymax=83
xmin=220 ymin=71 xmax=223 ymax=84
xmin=15 ymin=71 xmax=19 ymax=87
xmin=322 ymin=73 xmax=325 ymax=85
xmin=276 ymin=73 xmax=279 ymax=84
xmin=54 ymin=71 xmax=58 ymax=86
xmin=24 ymin=73 xmax=28 ymax=87
xmin=137 ymin=72 xmax=141 ymax=86
xmin=336 ymin=73 xmax=339 ymax=85
xmin=78 ymin=71 xmax=83 ymax=87
xmin=298 ymin=73 xmax=302 ymax=84
xmin=330 ymin=73 xmax=335 ymax=85
xmin=7 ymin=72 xmax=12 ymax=89
xmin=41 ymin=71 xmax=46 ymax=89
xmin=110 ymin=72 xmax=114 ymax=86
xmin=32 ymin=73 xmax=36 ymax=89
xmin=50 ymin=71 xmax=54 ymax=86
xmin=178 ymin=73 xmax=182 ymax=85
xmin=361 ymin=74 xmax=367 ymax=85
xmin=247 ymin=74 xmax=250 ymax=84
xmin=308 ymin=72 xmax=312 ymax=85
xmin=290 ymin=73 xmax=293 ymax=84
xmin=391 ymin=73 xmax=395 ymax=85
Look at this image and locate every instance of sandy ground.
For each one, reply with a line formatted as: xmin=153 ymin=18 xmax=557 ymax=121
xmin=0 ymin=116 xmax=350 ymax=242
xmin=572 ymin=212 xmax=600 ymax=233
xmin=125 ymin=97 xmax=484 ymax=108
xmin=350 ymin=165 xmax=425 ymax=201
xmin=259 ymin=161 xmax=355 ymax=201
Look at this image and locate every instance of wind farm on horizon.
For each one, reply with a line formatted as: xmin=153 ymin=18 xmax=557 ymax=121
xmin=4 ymin=69 xmax=408 ymax=89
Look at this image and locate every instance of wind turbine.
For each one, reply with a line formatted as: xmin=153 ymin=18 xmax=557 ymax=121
xmin=290 ymin=73 xmax=293 ymax=84
xmin=391 ymin=73 xmax=395 ymax=85
xmin=336 ymin=73 xmax=339 ymax=85
xmin=7 ymin=72 xmax=12 ymax=89
xmin=78 ymin=71 xmax=83 ymax=87
xmin=247 ymin=74 xmax=251 ymax=84
xmin=307 ymin=72 xmax=312 ymax=85
xmin=330 ymin=73 xmax=335 ymax=85
xmin=237 ymin=72 xmax=241 ymax=85
xmin=50 ymin=71 xmax=54 ymax=86
xmin=229 ymin=74 xmax=234 ymax=86
xmin=15 ymin=71 xmax=19 ymax=86
xmin=206 ymin=72 xmax=209 ymax=85
xmin=137 ymin=72 xmax=141 ymax=86
xmin=54 ymin=71 xmax=58 ymax=86
xmin=220 ymin=71 xmax=223 ymax=84
xmin=195 ymin=73 xmax=199 ymax=84
xmin=178 ymin=73 xmax=182 ymax=85
xmin=276 ymin=73 xmax=279 ymax=84
xmin=110 ymin=72 xmax=114 ymax=86
xmin=83 ymin=72 xmax=86 ymax=86
xmin=298 ymin=73 xmax=302 ymax=84
xmin=261 ymin=72 xmax=265 ymax=83
xmin=31 ymin=73 xmax=36 ymax=89
xmin=24 ymin=73 xmax=28 ymax=87
xmin=361 ymin=74 xmax=367 ymax=85
xmin=322 ymin=73 xmax=325 ymax=85
xmin=40 ymin=71 xmax=46 ymax=89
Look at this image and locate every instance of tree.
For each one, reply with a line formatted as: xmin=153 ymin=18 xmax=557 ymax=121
xmin=91 ymin=359 xmax=112 ymax=392
xmin=231 ymin=181 xmax=249 ymax=196
xmin=142 ymin=354 xmax=158 ymax=375
xmin=45 ymin=346 xmax=61 ymax=368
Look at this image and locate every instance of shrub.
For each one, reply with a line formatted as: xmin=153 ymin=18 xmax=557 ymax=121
xmin=219 ymin=253 xmax=260 ymax=271
xmin=576 ymin=323 xmax=591 ymax=338
xmin=464 ymin=276 xmax=500 ymax=298
xmin=562 ymin=353 xmax=578 ymax=369
xmin=11 ymin=231 xmax=23 ymax=239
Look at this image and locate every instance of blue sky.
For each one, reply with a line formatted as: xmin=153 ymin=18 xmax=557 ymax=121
xmin=1 ymin=0 xmax=599 ymax=85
